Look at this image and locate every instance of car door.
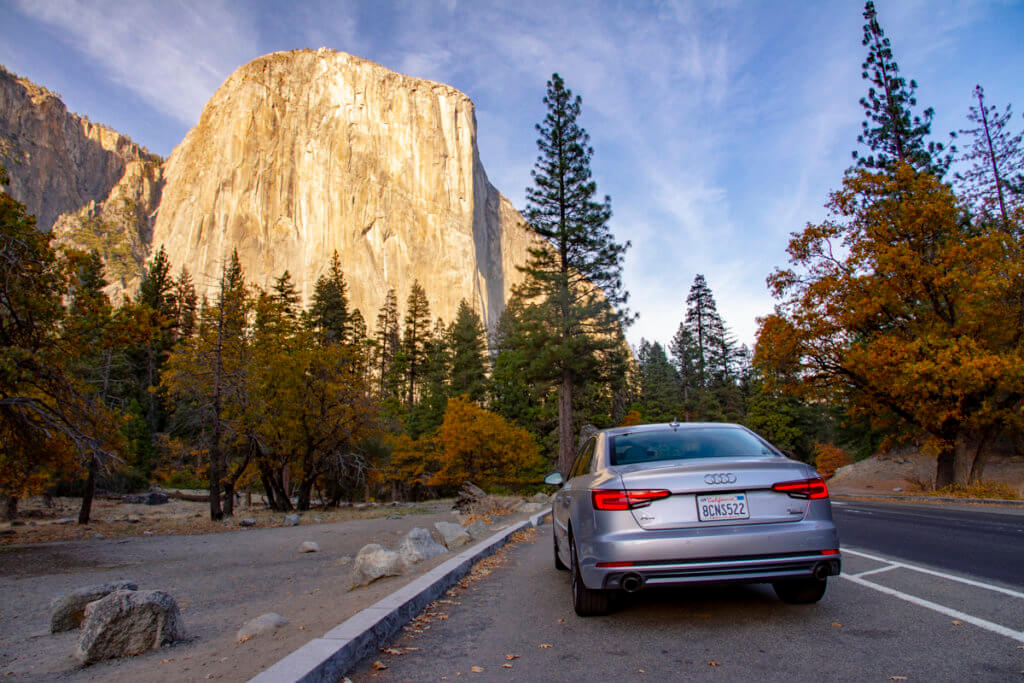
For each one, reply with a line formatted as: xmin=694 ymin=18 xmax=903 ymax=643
xmin=556 ymin=437 xmax=597 ymax=549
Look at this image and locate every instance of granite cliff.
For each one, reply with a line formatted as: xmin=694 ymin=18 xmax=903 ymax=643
xmin=0 ymin=50 xmax=540 ymax=328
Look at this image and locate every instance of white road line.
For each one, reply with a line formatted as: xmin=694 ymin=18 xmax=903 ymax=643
xmin=843 ymin=547 xmax=1024 ymax=600
xmin=850 ymin=565 xmax=899 ymax=579
xmin=842 ymin=574 xmax=1024 ymax=642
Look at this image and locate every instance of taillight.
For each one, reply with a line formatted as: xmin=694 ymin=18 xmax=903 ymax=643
xmin=592 ymin=489 xmax=670 ymax=510
xmin=772 ymin=477 xmax=829 ymax=499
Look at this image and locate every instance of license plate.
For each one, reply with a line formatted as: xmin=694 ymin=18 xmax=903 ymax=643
xmin=697 ymin=493 xmax=749 ymax=522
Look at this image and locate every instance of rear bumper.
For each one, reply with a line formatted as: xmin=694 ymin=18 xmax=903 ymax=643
xmin=579 ymin=519 xmax=841 ymax=590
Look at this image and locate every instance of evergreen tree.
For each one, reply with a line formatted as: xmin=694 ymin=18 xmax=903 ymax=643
xmin=449 ymin=299 xmax=489 ymax=402
xmin=409 ymin=318 xmax=451 ymax=438
xmin=518 ymin=73 xmax=633 ymax=474
xmin=403 ymin=281 xmax=433 ymax=409
xmin=955 ymin=85 xmax=1024 ymax=230
xmin=684 ymin=274 xmax=724 ymax=387
xmin=173 ymin=267 xmax=197 ymax=340
xmin=308 ymin=252 xmax=349 ymax=344
xmin=375 ymin=288 xmax=400 ymax=397
xmin=634 ymin=340 xmax=681 ymax=423
xmin=132 ymin=245 xmax=178 ymax=434
xmin=853 ymin=1 xmax=950 ymax=175
xmin=272 ymin=270 xmax=301 ymax=320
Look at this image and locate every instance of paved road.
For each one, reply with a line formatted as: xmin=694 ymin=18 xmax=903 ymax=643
xmin=832 ymin=500 xmax=1024 ymax=588
xmin=351 ymin=515 xmax=1024 ymax=681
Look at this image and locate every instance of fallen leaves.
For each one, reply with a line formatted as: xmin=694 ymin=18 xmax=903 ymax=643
xmin=707 ymin=661 xmax=720 ymax=667
xmin=887 ymin=677 xmax=907 ymax=681
xmin=832 ymin=622 xmax=843 ymax=628
xmin=381 ymin=648 xmax=404 ymax=656
xmin=470 ymin=665 xmax=484 ymax=673
xmin=951 ymin=620 xmax=963 ymax=626
xmin=371 ymin=660 xmax=388 ymax=671
xmin=502 ymin=664 xmax=513 ymax=669
xmin=538 ymin=644 xmax=553 ymax=649
xmin=505 ymin=654 xmax=520 ymax=660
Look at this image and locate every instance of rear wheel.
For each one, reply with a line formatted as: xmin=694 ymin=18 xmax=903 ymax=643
xmin=553 ymin=527 xmax=568 ymax=571
xmin=773 ymin=577 xmax=828 ymax=604
xmin=570 ymin=534 xmax=610 ymax=616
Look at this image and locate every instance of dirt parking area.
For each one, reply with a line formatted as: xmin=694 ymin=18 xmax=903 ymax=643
xmin=0 ymin=498 xmax=524 ymax=681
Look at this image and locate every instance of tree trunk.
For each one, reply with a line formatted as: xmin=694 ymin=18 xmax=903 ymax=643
xmin=259 ymin=466 xmax=277 ymax=508
xmin=2 ymin=495 xmax=17 ymax=521
xmin=78 ymin=456 xmax=98 ymax=524
xmin=966 ymin=429 xmax=992 ymax=484
xmin=208 ymin=452 xmax=224 ymax=521
xmin=557 ymin=372 xmax=575 ymax=476
xmin=222 ymin=480 xmax=235 ymax=518
xmin=934 ymin=445 xmax=956 ymax=489
xmin=296 ymin=478 xmax=314 ymax=511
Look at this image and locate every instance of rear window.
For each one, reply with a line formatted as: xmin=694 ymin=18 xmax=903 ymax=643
xmin=609 ymin=427 xmax=780 ymax=466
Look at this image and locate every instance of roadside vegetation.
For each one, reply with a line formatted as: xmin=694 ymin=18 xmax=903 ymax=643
xmin=3 ymin=2 xmax=1023 ymax=520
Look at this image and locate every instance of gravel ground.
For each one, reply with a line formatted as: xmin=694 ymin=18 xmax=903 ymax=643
xmin=0 ymin=502 xmax=515 ymax=681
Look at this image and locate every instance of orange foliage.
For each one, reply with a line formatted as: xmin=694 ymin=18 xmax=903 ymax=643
xmin=619 ymin=410 xmax=643 ymax=427
xmin=758 ymin=165 xmax=1024 ymax=484
xmin=430 ymin=396 xmax=547 ymax=491
xmin=813 ymin=443 xmax=853 ymax=479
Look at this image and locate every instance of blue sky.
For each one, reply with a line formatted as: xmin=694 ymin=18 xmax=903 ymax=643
xmin=2 ymin=0 xmax=1023 ymax=351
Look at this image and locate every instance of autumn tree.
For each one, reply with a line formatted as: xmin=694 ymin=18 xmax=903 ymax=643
xmin=518 ymin=73 xmax=632 ymax=474
xmin=759 ymin=165 xmax=1024 ymax=488
xmin=955 ymin=85 xmax=1024 ymax=230
xmin=853 ymin=1 xmax=950 ymax=175
xmin=0 ymin=166 xmax=117 ymax=519
xmin=432 ymin=396 xmax=547 ymax=491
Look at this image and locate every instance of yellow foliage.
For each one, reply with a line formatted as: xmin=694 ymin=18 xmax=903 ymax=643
xmin=928 ymin=481 xmax=1019 ymax=500
xmin=813 ymin=442 xmax=853 ymax=479
xmin=619 ymin=410 xmax=643 ymax=427
xmin=431 ymin=396 xmax=547 ymax=491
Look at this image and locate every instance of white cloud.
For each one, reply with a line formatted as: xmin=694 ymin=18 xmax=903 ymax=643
xmin=13 ymin=0 xmax=260 ymax=126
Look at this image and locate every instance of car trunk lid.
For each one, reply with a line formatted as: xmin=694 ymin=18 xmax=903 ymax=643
xmin=614 ymin=457 xmax=814 ymax=530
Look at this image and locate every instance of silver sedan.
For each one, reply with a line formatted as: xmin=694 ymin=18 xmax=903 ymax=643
xmin=545 ymin=422 xmax=841 ymax=616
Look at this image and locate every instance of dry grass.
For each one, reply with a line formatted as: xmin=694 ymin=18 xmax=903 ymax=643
xmin=926 ymin=481 xmax=1020 ymax=500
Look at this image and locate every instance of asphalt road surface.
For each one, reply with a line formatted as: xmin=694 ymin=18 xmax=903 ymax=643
xmin=831 ymin=500 xmax=1024 ymax=589
xmin=351 ymin=504 xmax=1024 ymax=681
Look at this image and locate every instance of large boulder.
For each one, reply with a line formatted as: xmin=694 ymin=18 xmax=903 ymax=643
xmin=464 ymin=520 xmax=490 ymax=541
xmin=453 ymin=481 xmax=487 ymax=512
xmin=398 ymin=527 xmax=447 ymax=565
xmin=50 ymin=581 xmax=138 ymax=633
xmin=434 ymin=521 xmax=472 ymax=550
xmin=74 ymin=590 xmax=183 ymax=664
xmin=237 ymin=613 xmax=288 ymax=642
xmin=349 ymin=544 xmax=405 ymax=589
xmin=521 ymin=502 xmax=547 ymax=514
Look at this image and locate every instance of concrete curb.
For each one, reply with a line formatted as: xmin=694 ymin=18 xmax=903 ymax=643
xmin=834 ymin=493 xmax=1024 ymax=508
xmin=249 ymin=508 xmax=553 ymax=683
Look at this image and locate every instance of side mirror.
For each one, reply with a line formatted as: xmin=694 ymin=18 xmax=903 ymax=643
xmin=544 ymin=472 xmax=564 ymax=487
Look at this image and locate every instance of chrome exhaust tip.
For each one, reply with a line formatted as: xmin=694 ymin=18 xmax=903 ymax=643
xmin=621 ymin=573 xmax=644 ymax=593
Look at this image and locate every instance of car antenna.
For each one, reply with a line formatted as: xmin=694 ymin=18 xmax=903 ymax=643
xmin=669 ymin=418 xmax=680 ymax=431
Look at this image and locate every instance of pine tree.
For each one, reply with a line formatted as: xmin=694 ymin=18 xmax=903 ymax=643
xmin=518 ymin=73 xmax=633 ymax=474
xmin=272 ymin=270 xmax=301 ymax=320
xmin=308 ymin=252 xmax=349 ymax=344
xmin=635 ymin=340 xmax=681 ymax=423
xmin=173 ymin=267 xmax=198 ymax=340
xmin=403 ymin=281 xmax=433 ymax=409
xmin=375 ymin=288 xmax=400 ymax=396
xmin=132 ymin=245 xmax=179 ymax=433
xmin=955 ymin=85 xmax=1024 ymax=230
xmin=409 ymin=318 xmax=451 ymax=438
xmin=449 ymin=299 xmax=489 ymax=402
xmin=684 ymin=274 xmax=723 ymax=387
xmin=854 ymin=1 xmax=950 ymax=175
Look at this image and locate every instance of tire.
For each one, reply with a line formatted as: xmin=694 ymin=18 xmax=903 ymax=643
xmin=570 ymin=534 xmax=610 ymax=616
xmin=773 ymin=577 xmax=828 ymax=604
xmin=553 ymin=527 xmax=568 ymax=571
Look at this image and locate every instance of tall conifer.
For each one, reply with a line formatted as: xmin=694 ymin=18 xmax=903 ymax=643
xmin=518 ymin=73 xmax=632 ymax=474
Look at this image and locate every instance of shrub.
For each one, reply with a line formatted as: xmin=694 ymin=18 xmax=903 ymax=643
xmin=814 ymin=442 xmax=853 ymax=479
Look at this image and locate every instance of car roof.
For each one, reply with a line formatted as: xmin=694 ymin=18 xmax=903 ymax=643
xmin=599 ymin=422 xmax=747 ymax=438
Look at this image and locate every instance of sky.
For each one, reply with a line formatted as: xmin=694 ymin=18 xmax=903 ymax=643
xmin=2 ymin=0 xmax=1023 ymax=352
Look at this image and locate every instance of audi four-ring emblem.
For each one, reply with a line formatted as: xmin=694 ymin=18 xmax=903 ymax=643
xmin=704 ymin=472 xmax=737 ymax=485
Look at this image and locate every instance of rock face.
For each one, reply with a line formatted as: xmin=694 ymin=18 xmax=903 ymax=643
xmin=0 ymin=66 xmax=162 ymax=300
xmin=74 ymin=589 xmax=183 ymax=664
xmin=152 ymin=49 xmax=539 ymax=330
